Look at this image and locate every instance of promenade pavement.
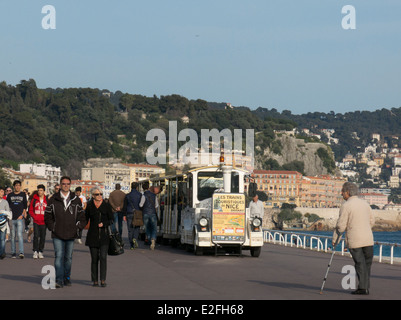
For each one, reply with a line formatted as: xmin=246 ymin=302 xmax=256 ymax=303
xmin=1 ymin=230 xmax=400 ymax=301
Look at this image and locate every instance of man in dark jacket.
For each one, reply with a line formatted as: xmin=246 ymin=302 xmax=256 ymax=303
xmin=44 ymin=176 xmax=86 ymax=288
xmin=123 ymin=182 xmax=144 ymax=249
xmin=140 ymin=182 xmax=159 ymax=250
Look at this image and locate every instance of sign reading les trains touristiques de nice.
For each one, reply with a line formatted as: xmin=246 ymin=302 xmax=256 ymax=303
xmin=212 ymin=193 xmax=246 ymax=244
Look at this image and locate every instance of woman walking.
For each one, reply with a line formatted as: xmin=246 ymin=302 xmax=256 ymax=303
xmin=85 ymin=187 xmax=114 ymax=287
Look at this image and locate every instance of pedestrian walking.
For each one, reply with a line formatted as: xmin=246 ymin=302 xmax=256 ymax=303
xmin=0 ymin=187 xmax=12 ymax=259
xmin=85 ymin=187 xmax=114 ymax=287
xmin=28 ymin=185 xmax=48 ymax=259
xmin=108 ymin=183 xmax=126 ymax=235
xmin=7 ymin=180 xmax=27 ymax=259
xmin=3 ymin=187 xmax=12 ymax=200
xmin=74 ymin=187 xmax=87 ymax=244
xmin=44 ymin=176 xmax=86 ymax=288
xmin=123 ymin=182 xmax=144 ymax=249
xmin=332 ymin=182 xmax=375 ymax=295
xmin=140 ymin=182 xmax=159 ymax=250
xmin=3 ymin=187 xmax=12 ymax=243
xmin=50 ymin=184 xmax=60 ymax=198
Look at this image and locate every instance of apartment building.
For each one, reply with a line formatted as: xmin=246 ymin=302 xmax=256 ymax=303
xmin=3 ymin=168 xmax=47 ymax=194
xmin=250 ymin=170 xmax=346 ymax=208
xmin=300 ymin=175 xmax=346 ymax=208
xmin=19 ymin=163 xmax=61 ymax=192
xmin=359 ymin=193 xmax=388 ymax=209
xmin=252 ymin=170 xmax=303 ymax=208
xmin=122 ymin=163 xmax=165 ymax=182
xmin=81 ymin=159 xmax=165 ymax=198
xmin=81 ymin=163 xmax=131 ymax=198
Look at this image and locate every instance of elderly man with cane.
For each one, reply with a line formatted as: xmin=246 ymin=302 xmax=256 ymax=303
xmin=332 ymin=182 xmax=375 ymax=295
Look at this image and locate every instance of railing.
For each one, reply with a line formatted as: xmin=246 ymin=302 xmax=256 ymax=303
xmin=263 ymin=229 xmax=400 ymax=265
xmin=375 ymin=241 xmax=400 ymax=265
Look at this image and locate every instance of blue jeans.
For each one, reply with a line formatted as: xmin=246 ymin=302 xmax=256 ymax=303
xmin=126 ymin=212 xmax=140 ymax=247
xmin=0 ymin=229 xmax=6 ymax=256
xmin=11 ymin=219 xmax=24 ymax=255
xmin=53 ymin=238 xmax=74 ymax=284
xmin=112 ymin=211 xmax=124 ymax=235
xmin=143 ymin=214 xmax=157 ymax=241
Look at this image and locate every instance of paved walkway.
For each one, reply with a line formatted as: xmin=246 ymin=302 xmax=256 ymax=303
xmin=1 ymin=231 xmax=400 ymax=301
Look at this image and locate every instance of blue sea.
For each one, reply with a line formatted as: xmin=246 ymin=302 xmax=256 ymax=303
xmin=294 ymin=230 xmax=401 ymax=258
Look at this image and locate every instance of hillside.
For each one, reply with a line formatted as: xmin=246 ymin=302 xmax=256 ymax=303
xmin=252 ymin=107 xmax=401 ymax=161
xmin=0 ymin=79 xmax=333 ymax=178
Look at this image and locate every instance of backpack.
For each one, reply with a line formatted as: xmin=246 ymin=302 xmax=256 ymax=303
xmin=0 ymin=214 xmax=8 ymax=228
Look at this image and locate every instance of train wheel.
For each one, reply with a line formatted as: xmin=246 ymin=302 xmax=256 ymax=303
xmin=250 ymin=247 xmax=261 ymax=257
xmin=194 ymin=243 xmax=203 ymax=256
xmin=193 ymin=230 xmax=203 ymax=256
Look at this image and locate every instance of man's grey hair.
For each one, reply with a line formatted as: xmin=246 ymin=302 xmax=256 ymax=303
xmin=342 ymin=182 xmax=359 ymax=196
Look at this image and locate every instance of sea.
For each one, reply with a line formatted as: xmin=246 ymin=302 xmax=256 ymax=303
xmin=293 ymin=230 xmax=401 ymax=258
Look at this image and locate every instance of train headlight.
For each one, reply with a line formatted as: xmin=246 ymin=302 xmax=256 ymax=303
xmin=199 ymin=217 xmax=208 ymax=227
xmin=252 ymin=217 xmax=262 ymax=228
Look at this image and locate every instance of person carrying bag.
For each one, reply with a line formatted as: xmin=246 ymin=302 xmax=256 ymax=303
xmin=85 ymin=187 xmax=114 ymax=287
xmin=123 ymin=182 xmax=144 ymax=250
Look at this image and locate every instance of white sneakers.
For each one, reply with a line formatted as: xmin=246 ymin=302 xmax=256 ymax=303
xmin=33 ymin=251 xmax=44 ymax=259
xmin=150 ymin=239 xmax=156 ymax=250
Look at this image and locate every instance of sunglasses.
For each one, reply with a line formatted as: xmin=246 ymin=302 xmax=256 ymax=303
xmin=93 ymin=193 xmax=103 ymax=196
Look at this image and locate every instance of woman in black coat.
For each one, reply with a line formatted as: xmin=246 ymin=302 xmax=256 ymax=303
xmin=85 ymin=187 xmax=114 ymax=287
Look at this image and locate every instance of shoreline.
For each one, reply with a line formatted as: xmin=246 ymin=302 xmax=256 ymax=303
xmin=280 ymin=227 xmax=401 ymax=233
xmin=263 ymin=207 xmax=401 ymax=232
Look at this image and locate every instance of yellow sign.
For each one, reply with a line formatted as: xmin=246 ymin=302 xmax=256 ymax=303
xmin=212 ymin=193 xmax=245 ymax=243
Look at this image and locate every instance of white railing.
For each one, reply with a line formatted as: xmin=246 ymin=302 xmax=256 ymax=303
xmin=375 ymin=241 xmax=400 ymax=265
xmin=263 ymin=229 xmax=401 ymax=265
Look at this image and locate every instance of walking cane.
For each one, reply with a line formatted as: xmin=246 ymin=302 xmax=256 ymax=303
xmin=319 ymin=234 xmax=342 ymax=295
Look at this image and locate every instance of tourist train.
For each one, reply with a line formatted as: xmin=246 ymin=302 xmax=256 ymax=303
xmin=138 ymin=157 xmax=264 ymax=257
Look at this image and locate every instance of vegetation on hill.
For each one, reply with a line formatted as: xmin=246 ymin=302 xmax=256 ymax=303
xmin=4 ymin=78 xmax=397 ymax=179
xmin=253 ymin=107 xmax=401 ymax=161
xmin=0 ymin=79 xmax=300 ymax=177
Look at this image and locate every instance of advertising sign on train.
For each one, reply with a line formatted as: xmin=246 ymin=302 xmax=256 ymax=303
xmin=212 ymin=193 xmax=246 ymax=243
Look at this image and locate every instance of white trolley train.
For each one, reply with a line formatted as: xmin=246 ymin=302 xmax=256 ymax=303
xmin=139 ymin=160 xmax=264 ymax=257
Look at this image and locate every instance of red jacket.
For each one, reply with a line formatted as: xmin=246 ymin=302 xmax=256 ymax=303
xmin=29 ymin=194 xmax=48 ymax=225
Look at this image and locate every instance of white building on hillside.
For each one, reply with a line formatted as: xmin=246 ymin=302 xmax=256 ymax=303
xmin=19 ymin=163 xmax=61 ymax=191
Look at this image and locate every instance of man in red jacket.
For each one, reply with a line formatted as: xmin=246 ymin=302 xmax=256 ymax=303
xmin=29 ymin=184 xmax=48 ymax=259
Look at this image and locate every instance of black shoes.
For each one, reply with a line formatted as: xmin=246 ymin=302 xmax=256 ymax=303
xmin=64 ymin=278 xmax=72 ymax=286
xmin=56 ymin=278 xmax=71 ymax=288
xmin=351 ymin=289 xmax=369 ymax=295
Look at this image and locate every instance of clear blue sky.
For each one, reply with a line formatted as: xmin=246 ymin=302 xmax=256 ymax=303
xmin=1 ymin=0 xmax=401 ymax=114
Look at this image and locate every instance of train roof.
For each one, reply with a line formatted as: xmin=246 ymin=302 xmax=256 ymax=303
xmin=144 ymin=165 xmax=251 ymax=182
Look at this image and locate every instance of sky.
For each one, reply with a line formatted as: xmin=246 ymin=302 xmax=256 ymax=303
xmin=1 ymin=0 xmax=401 ymax=115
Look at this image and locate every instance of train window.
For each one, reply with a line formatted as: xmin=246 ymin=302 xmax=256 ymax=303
xmin=231 ymin=172 xmax=239 ymax=193
xmin=197 ymin=172 xmax=223 ymax=201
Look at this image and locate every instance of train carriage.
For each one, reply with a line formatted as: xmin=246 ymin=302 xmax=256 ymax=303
xmin=139 ymin=160 xmax=264 ymax=257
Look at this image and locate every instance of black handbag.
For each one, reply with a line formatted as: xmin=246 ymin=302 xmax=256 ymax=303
xmin=107 ymin=226 xmax=124 ymax=256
